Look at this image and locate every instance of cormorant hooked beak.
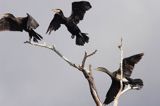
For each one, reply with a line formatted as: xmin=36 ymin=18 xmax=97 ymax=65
xmin=52 ymin=9 xmax=61 ymax=13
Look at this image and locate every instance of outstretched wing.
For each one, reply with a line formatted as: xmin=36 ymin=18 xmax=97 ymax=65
xmin=46 ymin=14 xmax=62 ymax=34
xmin=122 ymin=53 xmax=144 ymax=78
xmin=70 ymin=1 xmax=92 ymax=24
xmin=26 ymin=13 xmax=39 ymax=30
xmin=104 ymin=80 xmax=120 ymax=105
xmin=0 ymin=13 xmax=22 ymax=31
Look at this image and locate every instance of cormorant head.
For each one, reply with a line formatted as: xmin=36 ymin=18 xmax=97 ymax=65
xmin=96 ymin=67 xmax=111 ymax=74
xmin=52 ymin=9 xmax=63 ymax=15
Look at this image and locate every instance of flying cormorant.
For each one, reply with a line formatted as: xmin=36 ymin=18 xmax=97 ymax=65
xmin=0 ymin=13 xmax=43 ymax=42
xmin=46 ymin=1 xmax=92 ymax=46
xmin=96 ymin=53 xmax=144 ymax=105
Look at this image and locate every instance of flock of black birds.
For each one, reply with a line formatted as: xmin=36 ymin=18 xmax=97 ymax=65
xmin=0 ymin=1 xmax=144 ymax=105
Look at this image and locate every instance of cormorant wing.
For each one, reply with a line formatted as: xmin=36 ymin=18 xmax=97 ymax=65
xmin=0 ymin=13 xmax=22 ymax=31
xmin=46 ymin=14 xmax=62 ymax=34
xmin=26 ymin=13 xmax=39 ymax=30
xmin=104 ymin=80 xmax=120 ymax=105
xmin=70 ymin=1 xmax=92 ymax=24
xmin=121 ymin=53 xmax=144 ymax=78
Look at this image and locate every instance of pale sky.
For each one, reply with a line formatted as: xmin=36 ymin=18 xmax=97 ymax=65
xmin=0 ymin=0 xmax=160 ymax=106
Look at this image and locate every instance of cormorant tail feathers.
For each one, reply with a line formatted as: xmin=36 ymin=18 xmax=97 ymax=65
xmin=75 ymin=33 xmax=89 ymax=46
xmin=130 ymin=79 xmax=143 ymax=90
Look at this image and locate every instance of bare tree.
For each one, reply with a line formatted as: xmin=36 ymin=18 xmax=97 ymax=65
xmin=25 ymin=40 xmax=136 ymax=106
xmin=25 ymin=41 xmax=103 ymax=106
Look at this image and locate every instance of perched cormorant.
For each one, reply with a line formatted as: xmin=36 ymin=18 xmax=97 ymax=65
xmin=96 ymin=53 xmax=144 ymax=105
xmin=46 ymin=1 xmax=92 ymax=46
xmin=0 ymin=13 xmax=43 ymax=42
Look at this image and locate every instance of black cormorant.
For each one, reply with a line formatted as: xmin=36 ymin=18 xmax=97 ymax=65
xmin=96 ymin=53 xmax=144 ymax=105
xmin=46 ymin=1 xmax=92 ymax=46
xmin=0 ymin=13 xmax=43 ymax=42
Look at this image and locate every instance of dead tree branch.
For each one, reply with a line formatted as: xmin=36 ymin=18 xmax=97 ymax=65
xmin=80 ymin=51 xmax=102 ymax=106
xmin=24 ymin=41 xmax=79 ymax=69
xmin=113 ymin=38 xmax=123 ymax=106
xmin=25 ymin=41 xmax=102 ymax=106
xmin=113 ymin=38 xmax=134 ymax=106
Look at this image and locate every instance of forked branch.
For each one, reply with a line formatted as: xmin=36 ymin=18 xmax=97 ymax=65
xmin=80 ymin=51 xmax=102 ymax=106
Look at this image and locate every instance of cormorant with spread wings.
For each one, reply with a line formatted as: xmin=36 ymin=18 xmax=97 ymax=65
xmin=46 ymin=1 xmax=92 ymax=46
xmin=0 ymin=13 xmax=43 ymax=42
xmin=96 ymin=53 xmax=144 ymax=105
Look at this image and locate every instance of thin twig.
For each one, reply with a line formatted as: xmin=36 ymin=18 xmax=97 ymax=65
xmin=25 ymin=41 xmax=79 ymax=69
xmin=81 ymin=50 xmax=97 ymax=68
xmin=120 ymin=85 xmax=131 ymax=95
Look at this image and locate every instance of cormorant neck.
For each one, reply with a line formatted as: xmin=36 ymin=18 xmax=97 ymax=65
xmin=96 ymin=67 xmax=114 ymax=78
